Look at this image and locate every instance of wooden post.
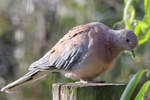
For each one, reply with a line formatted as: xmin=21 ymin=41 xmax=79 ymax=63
xmin=52 ymin=83 xmax=126 ymax=100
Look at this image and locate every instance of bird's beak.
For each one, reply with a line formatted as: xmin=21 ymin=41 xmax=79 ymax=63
xmin=130 ymin=49 xmax=135 ymax=57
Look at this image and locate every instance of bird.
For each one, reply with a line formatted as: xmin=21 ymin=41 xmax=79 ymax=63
xmin=1 ymin=22 xmax=138 ymax=93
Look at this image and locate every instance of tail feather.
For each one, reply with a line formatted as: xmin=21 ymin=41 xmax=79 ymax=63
xmin=1 ymin=70 xmax=48 ymax=93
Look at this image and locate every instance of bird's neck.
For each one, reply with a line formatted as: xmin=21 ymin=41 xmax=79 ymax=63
xmin=104 ymin=30 xmax=121 ymax=61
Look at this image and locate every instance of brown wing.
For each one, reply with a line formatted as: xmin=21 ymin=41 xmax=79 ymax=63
xmin=28 ymin=22 xmax=97 ymax=71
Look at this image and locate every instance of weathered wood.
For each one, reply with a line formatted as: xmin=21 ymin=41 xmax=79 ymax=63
xmin=52 ymin=83 xmax=126 ymax=100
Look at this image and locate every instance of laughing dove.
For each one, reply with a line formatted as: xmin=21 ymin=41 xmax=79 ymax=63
xmin=1 ymin=22 xmax=138 ymax=93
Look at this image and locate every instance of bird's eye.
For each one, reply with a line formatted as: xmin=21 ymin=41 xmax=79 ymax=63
xmin=126 ymin=38 xmax=130 ymax=43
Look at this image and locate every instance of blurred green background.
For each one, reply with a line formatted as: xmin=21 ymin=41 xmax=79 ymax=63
xmin=0 ymin=0 xmax=149 ymax=100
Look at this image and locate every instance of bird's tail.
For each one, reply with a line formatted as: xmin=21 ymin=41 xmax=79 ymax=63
xmin=1 ymin=69 xmax=49 ymax=93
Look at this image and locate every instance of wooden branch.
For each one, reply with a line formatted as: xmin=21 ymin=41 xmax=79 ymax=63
xmin=52 ymin=83 xmax=126 ymax=100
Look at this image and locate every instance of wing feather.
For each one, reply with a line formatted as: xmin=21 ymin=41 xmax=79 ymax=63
xmin=28 ymin=23 xmax=93 ymax=71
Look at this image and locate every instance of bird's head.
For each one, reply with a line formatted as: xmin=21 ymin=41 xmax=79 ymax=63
xmin=113 ymin=29 xmax=138 ymax=57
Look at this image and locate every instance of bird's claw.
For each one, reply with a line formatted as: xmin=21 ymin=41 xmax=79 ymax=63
xmin=75 ymin=79 xmax=88 ymax=83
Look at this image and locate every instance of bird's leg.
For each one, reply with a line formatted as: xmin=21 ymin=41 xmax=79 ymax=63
xmin=80 ymin=79 xmax=88 ymax=83
xmin=78 ymin=80 xmax=106 ymax=83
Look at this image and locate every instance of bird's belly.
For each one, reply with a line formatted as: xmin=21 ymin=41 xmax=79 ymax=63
xmin=65 ymin=57 xmax=114 ymax=80
xmin=63 ymin=44 xmax=116 ymax=80
xmin=75 ymin=63 xmax=111 ymax=79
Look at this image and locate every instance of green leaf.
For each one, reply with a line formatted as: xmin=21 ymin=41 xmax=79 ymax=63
xmin=134 ymin=22 xmax=141 ymax=36
xmin=120 ymin=70 xmax=147 ymax=100
xmin=134 ymin=20 xmax=150 ymax=45
xmin=135 ymin=81 xmax=150 ymax=100
xmin=123 ymin=0 xmax=134 ymax=29
xmin=144 ymin=0 xmax=150 ymax=23
xmin=112 ymin=20 xmax=124 ymax=29
xmin=139 ymin=22 xmax=148 ymax=33
xmin=129 ymin=7 xmax=135 ymax=25
xmin=138 ymin=29 xmax=150 ymax=45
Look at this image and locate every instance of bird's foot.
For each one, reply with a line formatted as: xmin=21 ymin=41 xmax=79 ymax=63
xmin=78 ymin=80 xmax=106 ymax=83
xmin=75 ymin=79 xmax=88 ymax=84
xmin=75 ymin=78 xmax=106 ymax=83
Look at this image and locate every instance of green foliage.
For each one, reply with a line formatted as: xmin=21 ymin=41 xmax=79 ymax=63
xmin=120 ymin=70 xmax=146 ymax=100
xmin=120 ymin=69 xmax=150 ymax=100
xmin=123 ymin=0 xmax=135 ymax=29
xmin=123 ymin=0 xmax=150 ymax=45
xmin=135 ymin=80 xmax=150 ymax=100
xmin=120 ymin=0 xmax=150 ymax=99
